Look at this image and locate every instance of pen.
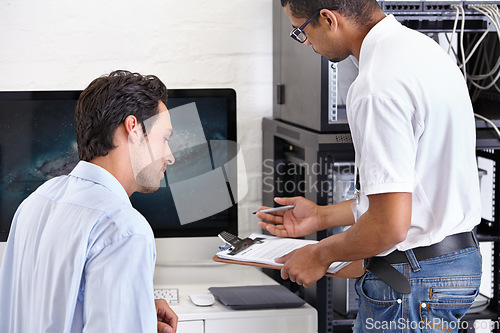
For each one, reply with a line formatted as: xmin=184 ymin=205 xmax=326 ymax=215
xmin=253 ymin=205 xmax=295 ymax=214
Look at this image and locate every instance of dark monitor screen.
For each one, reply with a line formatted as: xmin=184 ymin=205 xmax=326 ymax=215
xmin=0 ymin=89 xmax=238 ymax=241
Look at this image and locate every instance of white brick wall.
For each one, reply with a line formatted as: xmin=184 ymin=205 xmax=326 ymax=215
xmin=0 ymin=0 xmax=272 ymax=238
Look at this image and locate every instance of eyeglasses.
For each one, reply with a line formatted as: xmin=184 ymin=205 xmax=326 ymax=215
xmin=289 ymin=10 xmax=321 ymax=44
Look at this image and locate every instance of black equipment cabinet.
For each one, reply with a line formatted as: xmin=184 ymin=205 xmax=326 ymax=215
xmin=463 ymin=120 xmax=500 ymax=332
xmin=262 ymin=117 xmax=355 ymax=333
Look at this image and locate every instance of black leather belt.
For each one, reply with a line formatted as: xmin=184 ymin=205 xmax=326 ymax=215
xmin=364 ymin=232 xmax=477 ymax=294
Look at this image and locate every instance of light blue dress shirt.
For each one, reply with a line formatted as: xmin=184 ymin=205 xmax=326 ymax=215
xmin=0 ymin=161 xmax=157 ymax=332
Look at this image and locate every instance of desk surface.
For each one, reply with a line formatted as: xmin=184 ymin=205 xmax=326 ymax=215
xmin=153 ymin=261 xmax=318 ymax=329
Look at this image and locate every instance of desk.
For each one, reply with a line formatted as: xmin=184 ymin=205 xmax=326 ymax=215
xmin=154 ymin=262 xmax=318 ymax=333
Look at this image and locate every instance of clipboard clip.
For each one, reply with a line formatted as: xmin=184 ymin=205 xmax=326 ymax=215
xmin=218 ymin=231 xmax=264 ymax=255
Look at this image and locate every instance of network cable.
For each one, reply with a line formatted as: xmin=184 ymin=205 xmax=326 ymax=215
xmin=448 ymin=4 xmax=500 ymax=94
xmin=475 ymin=113 xmax=500 ymax=140
xmin=443 ymin=4 xmax=500 ymax=141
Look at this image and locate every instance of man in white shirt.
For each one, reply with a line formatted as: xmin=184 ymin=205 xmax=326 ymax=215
xmin=258 ymin=1 xmax=482 ymax=331
xmin=0 ymin=70 xmax=178 ymax=333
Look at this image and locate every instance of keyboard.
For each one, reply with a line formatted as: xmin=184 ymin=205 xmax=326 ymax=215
xmin=154 ymin=288 xmax=179 ymax=305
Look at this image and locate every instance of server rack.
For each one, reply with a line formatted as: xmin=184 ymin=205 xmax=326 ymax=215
xmin=463 ymin=120 xmax=500 ymax=332
xmin=261 ymin=121 xmax=500 ymax=333
xmin=262 ymin=117 xmax=355 ymax=333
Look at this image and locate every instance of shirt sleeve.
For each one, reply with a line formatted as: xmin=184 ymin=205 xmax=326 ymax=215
xmin=82 ymin=233 xmax=157 ymax=333
xmin=349 ymin=95 xmax=419 ymax=195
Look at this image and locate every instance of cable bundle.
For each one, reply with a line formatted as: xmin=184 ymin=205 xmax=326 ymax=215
xmin=449 ymin=4 xmax=500 ymax=95
xmin=448 ymin=4 xmax=500 ymax=138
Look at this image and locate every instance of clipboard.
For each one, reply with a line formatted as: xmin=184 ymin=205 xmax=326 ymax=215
xmin=217 ymin=231 xmax=265 ymax=255
xmin=214 ymin=232 xmax=351 ymax=276
xmin=213 ymin=254 xmax=338 ymax=277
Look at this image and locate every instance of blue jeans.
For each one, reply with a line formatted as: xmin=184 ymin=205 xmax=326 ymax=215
xmin=353 ymin=246 xmax=482 ymax=333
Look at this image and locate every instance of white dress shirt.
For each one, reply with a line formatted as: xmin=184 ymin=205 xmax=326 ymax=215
xmin=347 ymin=15 xmax=481 ymax=253
xmin=0 ymin=161 xmax=157 ymax=332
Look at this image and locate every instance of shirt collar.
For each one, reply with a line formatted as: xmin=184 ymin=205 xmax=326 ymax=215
xmin=359 ymin=14 xmax=399 ymax=68
xmin=69 ymin=161 xmax=131 ymax=205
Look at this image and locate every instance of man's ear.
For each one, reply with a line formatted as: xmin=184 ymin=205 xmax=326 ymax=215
xmin=124 ymin=115 xmax=141 ymax=143
xmin=320 ymin=8 xmax=339 ymax=31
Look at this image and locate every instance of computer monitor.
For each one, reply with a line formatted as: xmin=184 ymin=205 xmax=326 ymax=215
xmin=0 ymin=89 xmax=238 ymax=245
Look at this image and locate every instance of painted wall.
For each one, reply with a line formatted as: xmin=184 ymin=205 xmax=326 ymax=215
xmin=0 ymin=0 xmax=273 ymax=263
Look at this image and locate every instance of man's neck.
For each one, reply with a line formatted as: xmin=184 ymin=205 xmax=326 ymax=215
xmin=90 ymin=154 xmax=135 ymax=197
xmin=350 ymin=11 xmax=386 ymax=60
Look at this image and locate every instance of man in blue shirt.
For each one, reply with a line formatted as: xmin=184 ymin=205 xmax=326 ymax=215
xmin=0 ymin=70 xmax=178 ymax=333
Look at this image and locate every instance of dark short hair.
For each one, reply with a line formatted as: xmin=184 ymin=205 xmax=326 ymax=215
xmin=280 ymin=0 xmax=380 ymax=26
xmin=75 ymin=70 xmax=168 ymax=162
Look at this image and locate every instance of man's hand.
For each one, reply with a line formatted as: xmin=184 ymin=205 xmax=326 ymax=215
xmin=257 ymin=197 xmax=322 ymax=238
xmin=155 ymin=299 xmax=178 ymax=333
